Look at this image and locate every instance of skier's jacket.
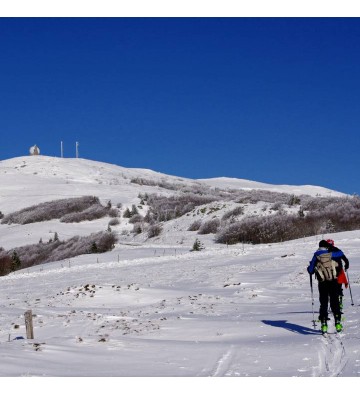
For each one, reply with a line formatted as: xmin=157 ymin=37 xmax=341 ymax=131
xmin=307 ymin=247 xmax=344 ymax=281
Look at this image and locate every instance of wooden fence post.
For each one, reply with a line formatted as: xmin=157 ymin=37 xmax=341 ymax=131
xmin=24 ymin=310 xmax=34 ymax=339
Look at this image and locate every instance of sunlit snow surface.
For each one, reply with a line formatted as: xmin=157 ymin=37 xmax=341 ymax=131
xmin=0 ymin=156 xmax=358 ymax=378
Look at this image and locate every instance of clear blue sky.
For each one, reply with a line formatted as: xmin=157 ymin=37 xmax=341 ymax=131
xmin=1 ymin=17 xmax=360 ymax=194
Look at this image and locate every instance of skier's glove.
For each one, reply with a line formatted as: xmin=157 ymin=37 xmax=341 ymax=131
xmin=345 ymin=263 xmax=349 ymax=271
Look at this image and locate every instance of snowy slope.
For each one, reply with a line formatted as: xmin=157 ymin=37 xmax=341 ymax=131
xmin=0 ymin=156 xmax=359 ymax=378
xmin=1 ymin=231 xmax=359 ymax=377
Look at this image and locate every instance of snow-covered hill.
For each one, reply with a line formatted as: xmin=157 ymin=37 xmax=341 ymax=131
xmin=0 ymin=155 xmax=358 ymax=379
xmin=0 ymin=155 xmax=345 ymax=214
xmin=0 ymin=155 xmax=199 ymax=213
xmin=0 ymin=155 xmax=346 ymax=249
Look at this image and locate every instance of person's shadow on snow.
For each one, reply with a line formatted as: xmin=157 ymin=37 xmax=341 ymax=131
xmin=262 ymin=320 xmax=320 ymax=335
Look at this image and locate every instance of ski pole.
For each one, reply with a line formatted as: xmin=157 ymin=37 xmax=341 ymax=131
xmin=346 ymin=271 xmax=355 ymax=306
xmin=310 ymin=274 xmax=317 ymax=328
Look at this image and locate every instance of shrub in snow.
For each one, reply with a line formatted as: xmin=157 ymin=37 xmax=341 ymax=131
xmin=235 ymin=189 xmax=298 ymax=205
xmin=130 ymin=177 xmax=188 ymax=191
xmin=1 ymin=196 xmax=107 ymax=225
xmin=2 ymin=231 xmax=117 ymax=273
xmin=129 ymin=214 xmax=144 ymax=224
xmin=131 ymin=204 xmax=139 ymax=216
xmin=108 ymin=218 xmax=120 ymax=226
xmin=288 ymin=194 xmax=301 ymax=206
xmin=60 ymin=203 xmax=109 ymax=223
xmin=146 ymin=193 xmax=217 ymax=223
xmin=147 ymin=224 xmax=163 ymax=238
xmin=270 ymin=202 xmax=283 ymax=211
xmin=198 ymin=218 xmax=220 ymax=234
xmin=188 ymin=220 xmax=202 ymax=231
xmin=131 ymin=223 xmax=143 ymax=234
xmin=0 ymin=250 xmax=12 ymax=276
xmin=215 ymin=196 xmax=360 ymax=245
xmin=108 ymin=208 xmax=119 ymax=218
xmin=298 ymin=206 xmax=305 ymax=218
xmin=222 ymin=206 xmax=244 ymax=221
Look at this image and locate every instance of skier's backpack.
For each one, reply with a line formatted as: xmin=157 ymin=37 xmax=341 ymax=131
xmin=315 ymin=252 xmax=338 ymax=281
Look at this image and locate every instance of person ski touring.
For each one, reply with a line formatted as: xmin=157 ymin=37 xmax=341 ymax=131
xmin=307 ymin=240 xmax=343 ymax=334
xmin=326 ymin=239 xmax=349 ymax=312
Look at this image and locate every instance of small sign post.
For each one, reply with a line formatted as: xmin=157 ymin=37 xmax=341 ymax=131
xmin=24 ymin=310 xmax=34 ymax=339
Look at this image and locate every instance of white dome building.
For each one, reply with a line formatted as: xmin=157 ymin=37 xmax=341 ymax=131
xmin=29 ymin=145 xmax=40 ymax=155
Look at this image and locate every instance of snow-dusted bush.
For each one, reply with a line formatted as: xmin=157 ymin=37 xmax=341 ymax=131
xmin=287 ymin=194 xmax=301 ymax=206
xmin=108 ymin=218 xmax=120 ymax=226
xmin=1 ymin=196 xmax=105 ymax=225
xmin=188 ymin=219 xmax=202 ymax=231
xmin=108 ymin=208 xmax=119 ymax=218
xmin=0 ymin=250 xmax=12 ymax=276
xmin=60 ymin=203 xmax=109 ymax=223
xmin=129 ymin=214 xmax=144 ymax=224
xmin=215 ymin=214 xmax=299 ymax=244
xmin=131 ymin=223 xmax=143 ymax=234
xmin=5 ymin=231 xmax=117 ymax=272
xmin=222 ymin=206 xmax=244 ymax=221
xmin=130 ymin=177 xmax=184 ymax=191
xmin=300 ymin=195 xmax=345 ymax=211
xmin=146 ymin=193 xmax=218 ymax=223
xmin=235 ymin=190 xmax=297 ymax=205
xmin=270 ymin=202 xmax=283 ymax=211
xmin=314 ymin=198 xmax=360 ymax=232
xmin=147 ymin=224 xmax=163 ymax=238
xmin=198 ymin=218 xmax=220 ymax=234
xmin=216 ymin=196 xmax=360 ymax=245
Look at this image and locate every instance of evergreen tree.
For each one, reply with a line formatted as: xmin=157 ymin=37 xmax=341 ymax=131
xmin=191 ymin=238 xmax=204 ymax=252
xmin=90 ymin=242 xmax=98 ymax=253
xmin=11 ymin=250 xmax=21 ymax=272
xmin=298 ymin=206 xmax=305 ymax=218
xmin=131 ymin=204 xmax=139 ymax=216
xmin=123 ymin=208 xmax=132 ymax=218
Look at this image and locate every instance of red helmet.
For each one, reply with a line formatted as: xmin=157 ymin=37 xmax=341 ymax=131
xmin=326 ymin=239 xmax=335 ymax=246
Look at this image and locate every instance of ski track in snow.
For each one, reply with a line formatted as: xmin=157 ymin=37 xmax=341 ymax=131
xmin=212 ymin=345 xmax=235 ymax=376
xmin=315 ymin=333 xmax=347 ymax=376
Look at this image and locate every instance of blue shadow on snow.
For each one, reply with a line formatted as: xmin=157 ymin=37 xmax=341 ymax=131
xmin=262 ymin=320 xmax=320 ymax=335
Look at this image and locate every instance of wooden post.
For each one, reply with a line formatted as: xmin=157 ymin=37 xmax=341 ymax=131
xmin=24 ymin=310 xmax=34 ymax=339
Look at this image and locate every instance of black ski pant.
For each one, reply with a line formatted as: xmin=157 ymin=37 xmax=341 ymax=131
xmin=337 ymin=282 xmax=344 ymax=297
xmin=318 ymin=280 xmax=341 ymax=322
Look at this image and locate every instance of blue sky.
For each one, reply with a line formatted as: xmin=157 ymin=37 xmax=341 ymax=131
xmin=1 ymin=17 xmax=360 ymax=194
